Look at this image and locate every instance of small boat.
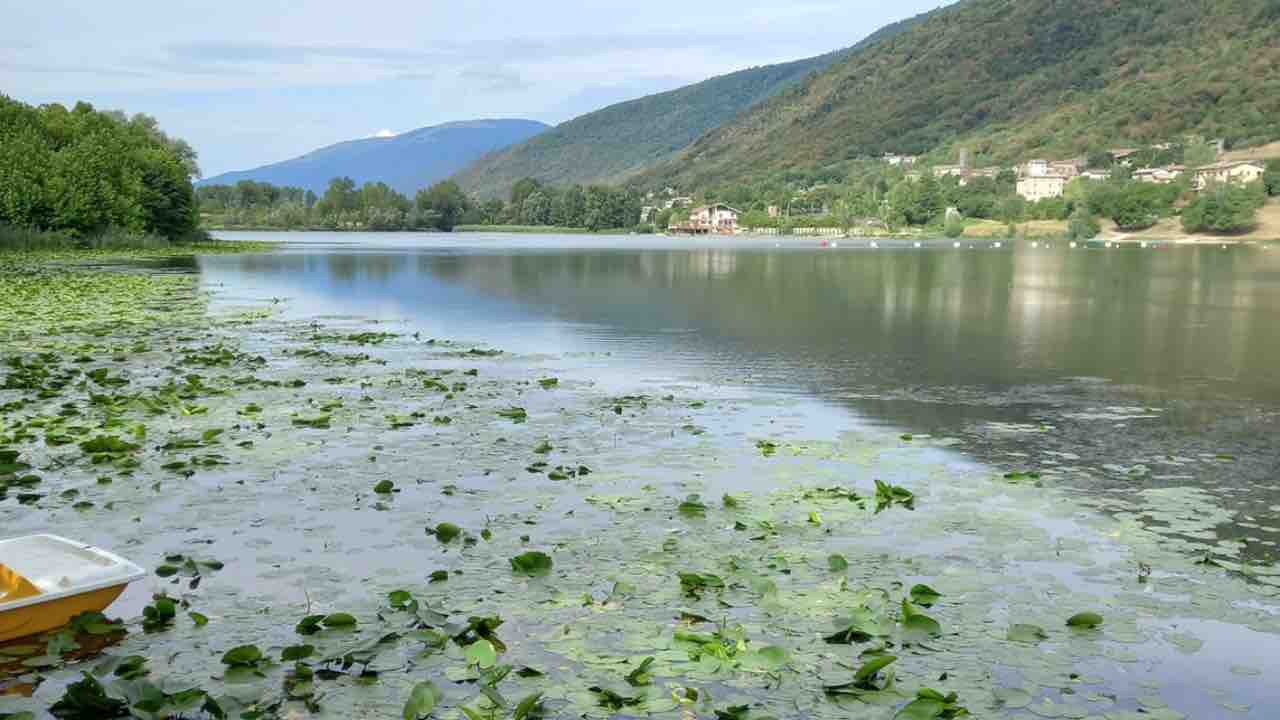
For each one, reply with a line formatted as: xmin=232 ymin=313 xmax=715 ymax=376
xmin=0 ymin=535 xmax=144 ymax=642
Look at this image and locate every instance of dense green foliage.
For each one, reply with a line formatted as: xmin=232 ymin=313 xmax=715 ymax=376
xmin=472 ymin=179 xmax=644 ymax=232
xmin=200 ymin=178 xmax=477 ymax=232
xmin=200 ymin=177 xmax=646 ymax=232
xmin=1182 ymin=182 xmax=1266 ymax=234
xmin=0 ymin=94 xmax=201 ymax=241
xmin=646 ymin=0 xmax=1280 ymax=193
xmin=455 ymin=10 xmax=935 ymax=200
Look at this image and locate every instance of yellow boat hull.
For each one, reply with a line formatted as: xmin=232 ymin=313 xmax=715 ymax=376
xmin=0 ymin=584 xmax=127 ymax=643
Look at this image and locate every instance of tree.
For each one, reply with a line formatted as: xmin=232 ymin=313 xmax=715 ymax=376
xmin=1265 ymin=159 xmax=1280 ymax=197
xmin=1182 ymin=181 xmax=1262 ymax=234
xmin=1183 ymin=142 xmax=1219 ymax=169
xmin=1066 ymin=205 xmax=1100 ymax=240
xmin=521 ymin=191 xmax=553 ymax=226
xmin=0 ymin=95 xmax=202 ymax=240
xmin=416 ymin=180 xmax=470 ymax=232
xmin=510 ymin=178 xmax=543 ymax=209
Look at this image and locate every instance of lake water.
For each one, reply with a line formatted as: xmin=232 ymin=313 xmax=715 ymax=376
xmin=205 ymin=231 xmax=1280 ymax=557
xmin=6 ymin=231 xmax=1279 ymax=718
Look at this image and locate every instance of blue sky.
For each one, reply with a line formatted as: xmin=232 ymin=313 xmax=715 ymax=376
xmin=2 ymin=1 xmax=945 ymax=177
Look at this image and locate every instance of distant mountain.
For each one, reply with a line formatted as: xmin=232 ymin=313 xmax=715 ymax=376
xmin=454 ymin=13 xmax=928 ymax=200
xmin=200 ymin=119 xmax=549 ymax=196
xmin=643 ymin=0 xmax=1280 ymax=191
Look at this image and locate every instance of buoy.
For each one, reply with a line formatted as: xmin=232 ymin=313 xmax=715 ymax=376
xmin=870 ymin=241 xmax=879 ymax=249
xmin=1070 ymin=241 xmax=1077 ymax=249
xmin=1032 ymin=242 xmax=1039 ymax=249
xmin=1141 ymin=242 xmax=1148 ymax=249
xmin=993 ymin=242 xmax=1002 ymax=249
xmin=914 ymin=241 xmax=922 ymax=248
xmin=953 ymin=241 xmax=961 ymax=249
xmin=832 ymin=242 xmax=839 ymax=248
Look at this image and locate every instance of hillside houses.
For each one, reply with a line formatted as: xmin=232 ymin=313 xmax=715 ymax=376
xmin=1193 ymin=161 xmax=1265 ymax=190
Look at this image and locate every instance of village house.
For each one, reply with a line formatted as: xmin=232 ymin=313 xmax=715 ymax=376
xmin=1110 ymin=148 xmax=1140 ymax=165
xmin=1193 ymin=161 xmax=1266 ymax=190
xmin=767 ymin=205 xmax=782 ymax=219
xmin=1049 ymin=159 xmax=1084 ymax=177
xmin=1016 ymin=175 xmax=1068 ymax=201
xmin=672 ymin=203 xmax=740 ymax=234
xmin=883 ymin=153 xmax=918 ymax=167
xmin=1080 ymin=169 xmax=1112 ymax=181
xmin=932 ymin=164 xmax=966 ymax=179
xmin=1013 ymin=157 xmax=1082 ymax=200
xmin=663 ymin=196 xmax=693 ymax=210
xmin=1132 ymin=165 xmax=1185 ymax=184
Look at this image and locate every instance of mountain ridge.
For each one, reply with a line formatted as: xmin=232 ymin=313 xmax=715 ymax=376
xmin=454 ymin=9 xmax=933 ymax=199
xmin=199 ymin=118 xmax=549 ymax=196
xmin=642 ymin=0 xmax=1280 ymax=191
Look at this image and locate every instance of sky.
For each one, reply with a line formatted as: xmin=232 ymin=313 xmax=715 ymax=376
xmin=1 ymin=0 xmax=945 ymax=177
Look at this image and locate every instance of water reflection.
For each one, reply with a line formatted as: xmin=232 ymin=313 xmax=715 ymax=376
xmin=199 ymin=238 xmax=1280 ymax=558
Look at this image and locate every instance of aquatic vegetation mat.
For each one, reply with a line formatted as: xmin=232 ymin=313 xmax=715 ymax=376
xmin=0 ymin=252 xmax=1277 ymax=719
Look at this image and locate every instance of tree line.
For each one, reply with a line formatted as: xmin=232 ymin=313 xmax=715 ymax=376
xmin=199 ymin=176 xmax=647 ymax=233
xmin=0 ymin=95 xmax=202 ymax=242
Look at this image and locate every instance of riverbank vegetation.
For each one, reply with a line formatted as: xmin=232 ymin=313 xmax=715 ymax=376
xmin=200 ymin=177 xmax=647 ymax=233
xmin=0 ymin=95 xmax=205 ymax=247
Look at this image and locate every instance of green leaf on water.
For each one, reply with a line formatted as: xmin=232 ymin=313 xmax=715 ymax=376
xmin=625 ymin=656 xmax=655 ymax=687
xmin=828 ymin=554 xmax=849 ymax=571
xmin=373 ymin=479 xmax=395 ymax=494
xmin=1008 ymin=624 xmax=1048 ymax=644
xmin=909 ymin=584 xmax=942 ymax=607
xmin=510 ymin=551 xmax=553 ymax=577
xmin=281 ymin=645 xmax=314 ymax=661
xmin=1066 ymin=612 xmax=1103 ymax=629
xmin=678 ymin=494 xmax=707 ymax=517
xmin=755 ymin=440 xmax=778 ymax=457
xmin=498 ymin=407 xmax=528 ymax=423
xmin=901 ymin=599 xmax=942 ymax=641
xmin=221 ymin=644 xmax=263 ymax=667
xmin=322 ymin=612 xmax=358 ymax=628
xmin=755 ymin=645 xmax=788 ymax=670
xmin=189 ymin=612 xmax=209 ymax=627
xmin=537 ymin=378 xmax=559 ymax=389
xmin=433 ymin=523 xmax=462 ymax=543
xmin=403 ymin=680 xmax=442 ymax=720
xmin=465 ymin=639 xmax=497 ymax=669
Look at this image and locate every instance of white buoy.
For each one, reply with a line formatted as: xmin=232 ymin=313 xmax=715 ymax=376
xmin=1032 ymin=241 xmax=1039 ymax=249
xmin=870 ymin=241 xmax=879 ymax=249
xmin=994 ymin=242 xmax=1002 ymax=249
xmin=914 ymin=241 xmax=922 ymax=248
xmin=1070 ymin=241 xmax=1078 ymax=249
xmin=832 ymin=242 xmax=839 ymax=248
xmin=1141 ymin=242 xmax=1148 ymax=249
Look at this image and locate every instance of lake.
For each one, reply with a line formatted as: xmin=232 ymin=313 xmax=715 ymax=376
xmin=204 ymin=231 xmax=1280 ymax=555
xmin=2 ymin=230 xmax=1278 ymax=719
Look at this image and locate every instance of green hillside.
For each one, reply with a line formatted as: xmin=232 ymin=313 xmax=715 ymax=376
xmin=455 ymin=13 xmax=929 ymax=199
xmin=644 ymin=0 xmax=1280 ymax=192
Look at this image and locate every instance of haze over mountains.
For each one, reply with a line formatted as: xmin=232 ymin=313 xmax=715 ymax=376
xmin=199 ymin=119 xmax=548 ymax=196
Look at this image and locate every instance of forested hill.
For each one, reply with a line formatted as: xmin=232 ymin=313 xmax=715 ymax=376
xmin=454 ymin=10 xmax=932 ymax=200
xmin=644 ymin=0 xmax=1280 ymax=192
xmin=200 ymin=119 xmax=548 ymax=196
